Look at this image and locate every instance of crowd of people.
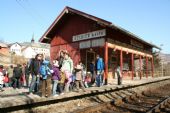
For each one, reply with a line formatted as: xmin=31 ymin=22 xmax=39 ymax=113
xmin=0 ymin=50 xmax=105 ymax=97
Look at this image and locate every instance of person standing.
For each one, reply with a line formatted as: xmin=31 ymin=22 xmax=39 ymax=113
xmin=58 ymin=50 xmax=65 ymax=70
xmin=0 ymin=72 xmax=4 ymax=91
xmin=61 ymin=52 xmax=73 ymax=92
xmin=7 ymin=65 xmax=14 ymax=87
xmin=13 ymin=64 xmax=23 ymax=89
xmin=90 ymin=60 xmax=96 ymax=84
xmin=21 ymin=63 xmax=26 ymax=87
xmin=39 ymin=58 xmax=51 ymax=97
xmin=75 ymin=64 xmax=86 ymax=92
xmin=25 ymin=63 xmax=30 ymax=88
xmin=116 ymin=65 xmax=122 ymax=85
xmin=51 ymin=60 xmax=61 ymax=96
xmin=96 ymin=54 xmax=104 ymax=87
xmin=79 ymin=61 xmax=86 ymax=81
xmin=29 ymin=54 xmax=42 ymax=94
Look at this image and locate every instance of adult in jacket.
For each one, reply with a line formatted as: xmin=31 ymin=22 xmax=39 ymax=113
xmin=96 ymin=54 xmax=104 ymax=87
xmin=13 ymin=64 xmax=23 ymax=89
xmin=29 ymin=54 xmax=42 ymax=94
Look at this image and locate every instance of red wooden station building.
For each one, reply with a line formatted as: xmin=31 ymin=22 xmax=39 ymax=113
xmin=39 ymin=6 xmax=159 ymax=84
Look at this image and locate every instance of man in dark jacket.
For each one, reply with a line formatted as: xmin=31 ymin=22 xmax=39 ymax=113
xmin=13 ymin=64 xmax=22 ymax=89
xmin=29 ymin=54 xmax=42 ymax=94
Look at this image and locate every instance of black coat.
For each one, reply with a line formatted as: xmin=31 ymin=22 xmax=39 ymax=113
xmin=13 ymin=67 xmax=22 ymax=78
xmin=29 ymin=59 xmax=42 ymax=75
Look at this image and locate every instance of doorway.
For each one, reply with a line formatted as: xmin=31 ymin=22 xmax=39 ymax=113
xmin=86 ymin=51 xmax=95 ymax=72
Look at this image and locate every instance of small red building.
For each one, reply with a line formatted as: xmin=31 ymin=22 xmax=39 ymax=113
xmin=39 ymin=6 xmax=159 ymax=84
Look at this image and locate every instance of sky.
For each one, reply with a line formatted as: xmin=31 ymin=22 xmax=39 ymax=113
xmin=0 ymin=0 xmax=170 ymax=53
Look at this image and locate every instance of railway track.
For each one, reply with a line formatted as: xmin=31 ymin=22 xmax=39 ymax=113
xmin=1 ymin=78 xmax=170 ymax=113
xmin=74 ymin=85 xmax=170 ymax=113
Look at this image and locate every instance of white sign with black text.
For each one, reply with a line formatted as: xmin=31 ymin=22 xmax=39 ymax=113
xmin=73 ymin=29 xmax=106 ymax=42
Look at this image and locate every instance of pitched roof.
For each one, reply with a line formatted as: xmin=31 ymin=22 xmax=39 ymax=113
xmin=19 ymin=42 xmax=50 ymax=49
xmin=8 ymin=42 xmax=22 ymax=47
xmin=39 ymin=6 xmax=160 ymax=49
xmin=0 ymin=42 xmax=8 ymax=48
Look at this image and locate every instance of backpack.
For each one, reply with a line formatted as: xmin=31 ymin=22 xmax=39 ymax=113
xmin=39 ymin=65 xmax=50 ymax=76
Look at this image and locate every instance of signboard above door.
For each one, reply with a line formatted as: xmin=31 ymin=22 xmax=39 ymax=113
xmin=72 ymin=29 xmax=106 ymax=42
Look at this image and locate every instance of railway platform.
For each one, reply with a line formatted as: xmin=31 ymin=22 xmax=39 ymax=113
xmin=0 ymin=76 xmax=170 ymax=111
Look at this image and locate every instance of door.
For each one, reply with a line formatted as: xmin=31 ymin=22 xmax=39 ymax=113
xmin=86 ymin=51 xmax=95 ymax=72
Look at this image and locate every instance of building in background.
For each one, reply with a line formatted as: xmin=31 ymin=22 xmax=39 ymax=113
xmin=8 ymin=38 xmax=50 ymax=59
xmin=0 ymin=42 xmax=11 ymax=66
xmin=9 ymin=42 xmax=22 ymax=56
xmin=21 ymin=38 xmax=50 ymax=58
xmin=22 ymin=46 xmax=36 ymax=59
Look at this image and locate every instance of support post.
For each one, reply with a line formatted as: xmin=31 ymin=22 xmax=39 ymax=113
xmin=146 ymin=57 xmax=148 ymax=78
xmin=139 ymin=55 xmax=142 ymax=79
xmin=131 ymin=53 xmax=134 ymax=80
xmin=104 ymin=42 xmax=108 ymax=85
xmin=120 ymin=49 xmax=123 ymax=78
xmin=151 ymin=57 xmax=154 ymax=77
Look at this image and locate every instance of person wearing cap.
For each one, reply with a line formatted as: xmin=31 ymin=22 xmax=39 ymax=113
xmin=75 ymin=64 xmax=86 ymax=92
xmin=51 ymin=60 xmax=61 ymax=96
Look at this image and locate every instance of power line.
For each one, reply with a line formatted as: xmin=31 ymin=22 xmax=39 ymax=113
xmin=15 ymin=0 xmax=45 ymax=26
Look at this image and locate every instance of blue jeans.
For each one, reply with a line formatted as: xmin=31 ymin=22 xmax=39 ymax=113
xmin=52 ymin=80 xmax=59 ymax=95
xmin=29 ymin=75 xmax=40 ymax=93
xmin=4 ymin=83 xmax=9 ymax=87
xmin=96 ymin=70 xmax=103 ymax=87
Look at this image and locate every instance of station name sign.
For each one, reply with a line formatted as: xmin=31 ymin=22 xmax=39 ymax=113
xmin=72 ymin=29 xmax=106 ymax=42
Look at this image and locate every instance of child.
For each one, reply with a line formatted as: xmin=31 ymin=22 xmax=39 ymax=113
xmin=3 ymin=74 xmax=9 ymax=87
xmin=39 ymin=59 xmax=51 ymax=97
xmin=84 ymin=72 xmax=91 ymax=88
xmin=51 ymin=60 xmax=61 ymax=96
xmin=75 ymin=64 xmax=86 ymax=92
xmin=58 ymin=71 xmax=65 ymax=95
xmin=0 ymin=72 xmax=4 ymax=91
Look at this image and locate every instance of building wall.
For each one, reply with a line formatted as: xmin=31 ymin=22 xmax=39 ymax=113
xmin=22 ymin=47 xmax=36 ymax=59
xmin=50 ymin=14 xmax=104 ymax=63
xmin=10 ymin=43 xmax=22 ymax=55
xmin=0 ymin=47 xmax=11 ymax=65
xmin=32 ymin=47 xmax=50 ymax=57
xmin=51 ymin=14 xmax=104 ymax=46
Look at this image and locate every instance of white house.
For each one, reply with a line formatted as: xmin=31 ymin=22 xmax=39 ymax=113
xmin=22 ymin=46 xmax=37 ymax=59
xmin=9 ymin=42 xmax=22 ymax=56
xmin=8 ymin=38 xmax=50 ymax=59
xmin=21 ymin=41 xmax=50 ymax=58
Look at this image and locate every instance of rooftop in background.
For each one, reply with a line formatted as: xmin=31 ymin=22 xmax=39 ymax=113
xmin=8 ymin=41 xmax=50 ymax=49
xmin=21 ymin=42 xmax=50 ymax=48
xmin=39 ymin=6 xmax=160 ymax=50
xmin=0 ymin=41 xmax=8 ymax=48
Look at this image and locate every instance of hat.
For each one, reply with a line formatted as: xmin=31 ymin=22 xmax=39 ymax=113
xmin=75 ymin=65 xmax=82 ymax=70
xmin=53 ymin=60 xmax=59 ymax=67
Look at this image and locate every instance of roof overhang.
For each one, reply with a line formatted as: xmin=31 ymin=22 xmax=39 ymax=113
xmin=39 ymin=6 xmax=160 ymax=50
